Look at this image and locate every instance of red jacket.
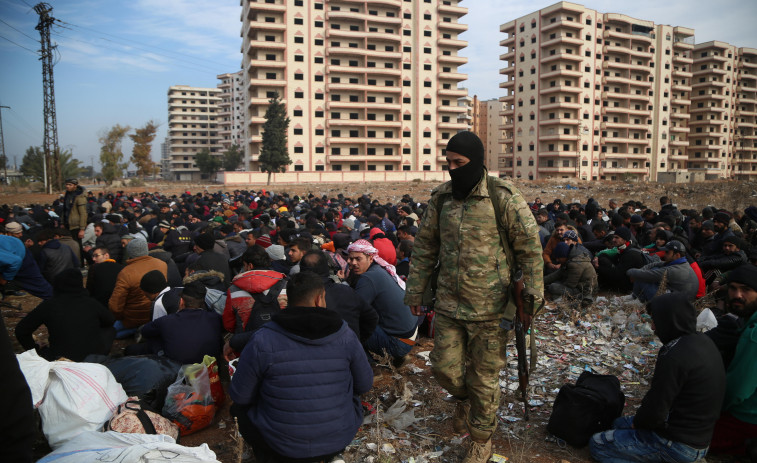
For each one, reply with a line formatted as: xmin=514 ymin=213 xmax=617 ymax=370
xmin=369 ymin=228 xmax=396 ymax=266
xmin=222 ymin=269 xmax=287 ymax=333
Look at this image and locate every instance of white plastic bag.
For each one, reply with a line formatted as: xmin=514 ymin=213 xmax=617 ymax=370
xmin=697 ymin=308 xmax=718 ymax=332
xmin=38 ymin=430 xmax=220 ymax=463
xmin=16 ymin=350 xmax=128 ymax=449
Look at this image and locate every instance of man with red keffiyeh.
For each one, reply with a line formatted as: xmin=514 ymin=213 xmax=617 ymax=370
xmin=347 ymin=239 xmax=418 ymax=366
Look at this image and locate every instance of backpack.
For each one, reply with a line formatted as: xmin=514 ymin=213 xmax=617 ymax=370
xmin=244 ymin=276 xmax=288 ymax=332
xmin=546 ymin=371 xmax=625 ymax=447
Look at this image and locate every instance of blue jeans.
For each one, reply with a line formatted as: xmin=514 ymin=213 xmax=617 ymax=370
xmin=590 ymin=416 xmax=709 ymax=463
xmin=632 ymin=281 xmax=661 ymax=303
xmin=364 ymin=326 xmax=413 ymax=359
xmin=113 ymin=320 xmax=138 ymax=339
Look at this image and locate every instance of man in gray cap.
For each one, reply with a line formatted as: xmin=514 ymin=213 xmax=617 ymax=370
xmin=627 ymin=240 xmax=699 ymax=302
xmin=405 ymin=131 xmax=544 ymax=463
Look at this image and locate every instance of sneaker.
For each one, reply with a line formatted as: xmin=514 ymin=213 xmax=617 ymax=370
xmin=462 ymin=439 xmax=492 ymax=463
xmin=452 ymin=400 xmax=470 ymax=434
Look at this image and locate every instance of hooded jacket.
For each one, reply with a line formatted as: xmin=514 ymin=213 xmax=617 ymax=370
xmin=229 ymin=307 xmax=373 ymax=459
xmin=634 ymin=293 xmax=725 ymax=448
xmin=223 ymin=269 xmax=287 ymax=333
xmin=38 ymin=239 xmax=78 ymax=283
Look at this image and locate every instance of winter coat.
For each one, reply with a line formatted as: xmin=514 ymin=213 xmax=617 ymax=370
xmin=596 ymin=243 xmax=647 ymax=292
xmin=405 ymin=172 xmax=544 ymax=320
xmin=545 ymin=244 xmax=597 ymax=294
xmin=543 ymin=225 xmax=583 ymax=267
xmin=229 ymin=307 xmax=373 ymax=459
xmin=698 ymin=250 xmax=747 ymax=273
xmin=148 ymin=249 xmax=182 ymax=287
xmin=95 ymin=223 xmax=123 ymax=263
xmin=109 ymin=255 xmax=167 ymax=328
xmin=86 ymin=260 xmax=123 ymax=307
xmin=368 ymin=228 xmax=397 ymax=266
xmin=163 ymin=227 xmax=193 ymax=258
xmin=627 ymin=257 xmax=699 ymax=301
xmin=634 ymin=294 xmax=725 ymax=448
xmin=63 ymin=185 xmax=87 ymax=231
xmin=190 ymin=250 xmax=231 ymax=287
xmin=356 ymin=263 xmax=416 ymax=338
xmin=223 ymin=269 xmax=287 ymax=333
xmin=140 ymin=308 xmax=223 ymax=365
xmin=15 ymin=288 xmax=115 ymax=362
xmin=723 ymin=308 xmax=757 ymax=425
xmin=38 ymin=239 xmax=78 ymax=283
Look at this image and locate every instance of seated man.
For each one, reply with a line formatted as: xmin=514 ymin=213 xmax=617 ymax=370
xmin=590 ymin=293 xmax=725 ymax=462
xmin=348 ymin=239 xmax=418 ymax=365
xmin=627 ymin=240 xmax=699 ymax=302
xmin=86 ymin=246 xmax=123 ymax=308
xmin=109 ymin=239 xmax=168 ymax=338
xmin=36 ymin=228 xmax=79 ymax=284
xmin=698 ymin=236 xmax=748 ymax=285
xmin=594 ymin=227 xmax=646 ymax=293
xmin=140 ymin=270 xmax=182 ymax=320
xmin=229 ymin=272 xmax=373 ymax=463
xmin=15 ymin=269 xmax=115 ymax=361
xmin=543 ymin=241 xmax=597 ymax=306
xmin=135 ymin=280 xmax=223 ymax=364
xmin=709 ymin=264 xmax=757 ymax=458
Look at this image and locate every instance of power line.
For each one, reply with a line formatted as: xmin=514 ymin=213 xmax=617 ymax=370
xmin=54 ymin=18 xmax=233 ymax=69
xmin=50 ymin=29 xmax=221 ymax=75
xmin=0 ymin=18 xmax=39 ymax=42
xmin=0 ymin=33 xmax=38 ymax=54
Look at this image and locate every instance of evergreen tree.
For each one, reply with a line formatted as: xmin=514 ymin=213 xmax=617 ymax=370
xmin=129 ymin=120 xmax=158 ymax=177
xmin=195 ymin=148 xmax=221 ymax=180
xmin=259 ymin=94 xmax=291 ymax=185
xmin=222 ymin=144 xmax=244 ymax=171
xmin=99 ymin=124 xmax=130 ymax=183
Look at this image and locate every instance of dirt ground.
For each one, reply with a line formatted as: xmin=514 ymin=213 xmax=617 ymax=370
xmin=1 ymin=177 xmax=755 ymax=214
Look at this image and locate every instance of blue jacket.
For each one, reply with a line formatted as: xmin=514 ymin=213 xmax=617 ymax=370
xmin=355 ymin=263 xmax=417 ymax=338
xmin=229 ymin=307 xmax=373 ymax=459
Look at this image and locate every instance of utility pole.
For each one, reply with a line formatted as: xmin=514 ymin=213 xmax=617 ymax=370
xmin=0 ymin=105 xmax=8 ymax=184
xmin=35 ymin=3 xmax=61 ymax=194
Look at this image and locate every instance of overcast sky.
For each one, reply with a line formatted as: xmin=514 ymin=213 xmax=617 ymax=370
xmin=0 ymin=0 xmax=755 ymax=172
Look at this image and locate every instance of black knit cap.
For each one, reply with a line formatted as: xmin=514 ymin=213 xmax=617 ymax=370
xmin=140 ymin=270 xmax=167 ymax=294
xmin=727 ymin=264 xmax=757 ymax=292
xmin=194 ymin=233 xmax=215 ymax=251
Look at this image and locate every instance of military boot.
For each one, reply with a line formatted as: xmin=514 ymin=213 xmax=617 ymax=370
xmin=452 ymin=400 xmax=470 ymax=434
xmin=462 ymin=438 xmax=492 ymax=463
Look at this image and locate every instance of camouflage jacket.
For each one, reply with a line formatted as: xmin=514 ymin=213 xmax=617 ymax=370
xmin=404 ymin=172 xmax=544 ymax=321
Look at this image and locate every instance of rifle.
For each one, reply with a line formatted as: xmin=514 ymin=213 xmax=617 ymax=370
xmin=511 ymin=269 xmax=530 ymax=421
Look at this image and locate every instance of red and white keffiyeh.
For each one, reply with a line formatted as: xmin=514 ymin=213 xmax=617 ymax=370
xmin=347 ymin=239 xmax=406 ymax=290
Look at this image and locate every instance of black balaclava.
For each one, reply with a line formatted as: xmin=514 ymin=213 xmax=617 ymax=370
xmin=445 ymin=131 xmax=485 ymax=200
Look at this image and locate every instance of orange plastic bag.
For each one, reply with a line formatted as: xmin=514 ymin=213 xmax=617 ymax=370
xmin=161 ymin=364 xmax=216 ymax=436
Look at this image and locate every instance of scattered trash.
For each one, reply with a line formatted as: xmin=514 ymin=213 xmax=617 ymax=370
xmin=490 ymin=454 xmax=509 ymax=462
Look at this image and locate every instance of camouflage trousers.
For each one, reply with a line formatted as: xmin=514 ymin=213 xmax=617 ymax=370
xmin=431 ymin=313 xmax=507 ymax=441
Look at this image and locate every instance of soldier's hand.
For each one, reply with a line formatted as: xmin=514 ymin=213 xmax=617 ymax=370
xmin=410 ymin=305 xmax=424 ymax=316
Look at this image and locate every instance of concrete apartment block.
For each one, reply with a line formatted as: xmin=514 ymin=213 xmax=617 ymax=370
xmin=217 ymin=71 xmax=247 ymax=153
xmin=240 ymin=0 xmax=470 ymax=174
xmin=167 ymin=85 xmax=223 ymax=181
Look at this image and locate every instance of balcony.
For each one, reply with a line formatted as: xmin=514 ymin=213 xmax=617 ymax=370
xmin=541 ymin=19 xmax=583 ymax=32
xmin=538 ymin=165 xmax=578 ymax=173
xmin=438 ymin=87 xmax=468 ymax=97
xmin=250 ymin=21 xmax=286 ymax=32
xmin=439 ymin=54 xmax=468 ymax=65
xmin=438 ymin=37 xmax=467 ymax=49
xmin=437 ymin=21 xmax=467 ymax=33
xmin=601 ymin=121 xmax=639 ymax=130
xmin=438 ymin=104 xmax=468 ymax=113
xmin=248 ymin=59 xmax=286 ymax=68
xmin=540 ymin=68 xmax=582 ymax=79
xmin=541 ymin=52 xmax=583 ymax=64
xmin=541 ymin=35 xmax=583 ymax=48
xmin=247 ymin=1 xmax=286 ymax=13
xmin=249 ymin=78 xmax=286 ymax=87
xmin=540 ymin=101 xmax=581 ymax=110
xmin=438 ymin=3 xmax=467 ymax=15
xmin=538 ymin=150 xmax=581 ymax=158
xmin=539 ymin=84 xmax=582 ymax=95
xmin=500 ymin=36 xmax=515 ymax=47
xmin=539 ymin=117 xmax=580 ymax=126
xmin=328 ymin=137 xmax=401 ymax=145
xmin=248 ymin=39 xmax=286 ymax=50
xmin=539 ymin=133 xmax=580 ymax=141
xmin=439 ymin=71 xmax=468 ymax=81
xmin=601 ymin=166 xmax=647 ymax=174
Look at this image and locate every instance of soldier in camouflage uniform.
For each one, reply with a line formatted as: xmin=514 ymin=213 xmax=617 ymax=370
xmin=405 ymin=132 xmax=544 ymax=463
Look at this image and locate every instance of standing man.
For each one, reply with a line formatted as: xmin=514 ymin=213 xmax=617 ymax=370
xmin=62 ymin=179 xmax=87 ymax=259
xmin=405 ymin=131 xmax=544 ymax=463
